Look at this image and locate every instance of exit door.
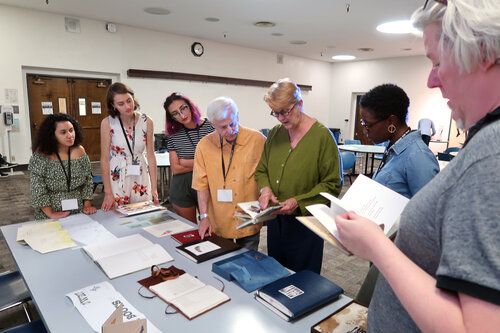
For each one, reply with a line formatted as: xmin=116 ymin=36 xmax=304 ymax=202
xmin=27 ymin=75 xmax=111 ymax=161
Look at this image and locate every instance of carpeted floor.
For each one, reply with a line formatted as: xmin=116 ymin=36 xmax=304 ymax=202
xmin=0 ymin=158 xmax=373 ymax=330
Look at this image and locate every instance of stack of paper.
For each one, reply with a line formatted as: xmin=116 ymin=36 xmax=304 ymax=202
xmin=17 ymin=221 xmax=76 ymax=253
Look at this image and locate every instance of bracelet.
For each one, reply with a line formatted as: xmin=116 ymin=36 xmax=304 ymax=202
xmin=198 ymin=213 xmax=209 ymax=222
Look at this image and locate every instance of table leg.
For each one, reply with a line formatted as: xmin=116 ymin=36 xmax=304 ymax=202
xmin=364 ymin=153 xmax=369 ymax=174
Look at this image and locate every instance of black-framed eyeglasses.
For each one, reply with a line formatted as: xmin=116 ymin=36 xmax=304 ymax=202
xmin=170 ymin=104 xmax=189 ymax=118
xmin=360 ymin=118 xmax=387 ymax=130
xmin=423 ymin=0 xmax=447 ymax=10
xmin=270 ymin=102 xmax=297 ymax=118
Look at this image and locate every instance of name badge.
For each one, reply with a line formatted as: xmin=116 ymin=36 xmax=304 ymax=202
xmin=217 ymin=189 xmax=233 ymax=202
xmin=61 ymin=198 xmax=78 ymax=211
xmin=127 ymin=164 xmax=141 ymax=175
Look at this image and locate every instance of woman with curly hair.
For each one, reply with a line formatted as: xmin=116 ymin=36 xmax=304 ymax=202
xmin=164 ymin=93 xmax=214 ymax=222
xmin=100 ymin=82 xmax=158 ymax=210
xmin=29 ymin=113 xmax=96 ymax=220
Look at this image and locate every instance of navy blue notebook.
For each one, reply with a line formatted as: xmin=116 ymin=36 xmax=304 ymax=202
xmin=255 ymin=270 xmax=343 ymax=321
xmin=212 ymin=250 xmax=291 ymax=292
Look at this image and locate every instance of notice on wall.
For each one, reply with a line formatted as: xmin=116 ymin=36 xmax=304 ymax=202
xmin=41 ymin=101 xmax=53 ymax=115
xmin=91 ymin=101 xmax=101 ymax=114
xmin=78 ymin=98 xmax=86 ymax=116
xmin=12 ymin=119 xmax=20 ymax=132
xmin=58 ymin=97 xmax=67 ymax=114
xmin=5 ymin=89 xmax=18 ymax=104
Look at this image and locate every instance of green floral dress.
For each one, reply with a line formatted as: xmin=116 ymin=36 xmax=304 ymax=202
xmin=28 ymin=152 xmax=94 ymax=220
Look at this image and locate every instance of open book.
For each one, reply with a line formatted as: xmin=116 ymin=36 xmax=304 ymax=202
xmin=115 ymin=201 xmax=162 ymax=216
xmin=82 ymin=234 xmax=173 ymax=279
xmin=301 ymin=175 xmax=409 ymax=254
xmin=235 ymin=201 xmax=282 ymax=230
xmin=149 ymin=273 xmax=230 ymax=320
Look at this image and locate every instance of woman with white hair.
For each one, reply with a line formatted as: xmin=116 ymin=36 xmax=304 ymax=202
xmin=335 ymin=1 xmax=500 ymax=331
xmin=255 ymin=78 xmax=342 ymax=274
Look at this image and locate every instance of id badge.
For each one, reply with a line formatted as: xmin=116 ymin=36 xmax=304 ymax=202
xmin=127 ymin=164 xmax=141 ymax=175
xmin=61 ymin=198 xmax=78 ymax=211
xmin=217 ymin=189 xmax=233 ymax=202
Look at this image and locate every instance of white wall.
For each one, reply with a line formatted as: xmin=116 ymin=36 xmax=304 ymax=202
xmin=0 ymin=5 xmax=451 ymax=164
xmin=329 ymin=56 xmax=451 ymax=151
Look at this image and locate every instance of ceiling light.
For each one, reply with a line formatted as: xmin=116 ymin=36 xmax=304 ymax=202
xmin=205 ymin=17 xmax=220 ymax=22
xmin=144 ymin=7 xmax=170 ymax=15
xmin=253 ymin=21 xmax=276 ymax=28
xmin=357 ymin=47 xmax=374 ymax=52
xmin=402 ymin=48 xmax=412 ymax=51
xmin=271 ymin=33 xmax=284 ymax=37
xmin=290 ymin=40 xmax=307 ymax=45
xmin=331 ymin=55 xmax=356 ymax=61
xmin=376 ymin=20 xmax=417 ymax=34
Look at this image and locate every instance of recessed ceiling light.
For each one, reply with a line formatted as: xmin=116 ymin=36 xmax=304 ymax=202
xmin=327 ymin=45 xmax=336 ymax=49
xmin=402 ymin=48 xmax=412 ymax=51
xmin=331 ymin=55 xmax=356 ymax=61
xmin=357 ymin=47 xmax=374 ymax=52
xmin=376 ymin=20 xmax=417 ymax=34
xmin=253 ymin=21 xmax=276 ymax=28
xmin=271 ymin=32 xmax=284 ymax=36
xmin=290 ymin=40 xmax=307 ymax=45
xmin=205 ymin=17 xmax=220 ymax=22
xmin=144 ymin=7 xmax=170 ymax=15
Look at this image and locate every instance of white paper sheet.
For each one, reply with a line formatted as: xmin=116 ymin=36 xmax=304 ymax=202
xmin=66 ymin=281 xmax=160 ymax=333
xmin=143 ymin=219 xmax=194 ymax=237
xmin=60 ymin=214 xmax=116 ymax=245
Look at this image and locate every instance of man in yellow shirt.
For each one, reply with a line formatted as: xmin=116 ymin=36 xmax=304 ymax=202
xmin=193 ymin=96 xmax=265 ymax=250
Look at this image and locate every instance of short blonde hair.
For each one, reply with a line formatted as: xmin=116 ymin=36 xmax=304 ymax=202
xmin=264 ymin=78 xmax=302 ymax=110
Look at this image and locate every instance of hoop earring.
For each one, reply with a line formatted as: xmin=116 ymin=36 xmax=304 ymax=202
xmin=388 ymin=124 xmax=396 ymax=134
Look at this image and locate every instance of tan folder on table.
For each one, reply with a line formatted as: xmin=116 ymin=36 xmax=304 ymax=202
xmin=102 ymin=304 xmax=147 ymax=333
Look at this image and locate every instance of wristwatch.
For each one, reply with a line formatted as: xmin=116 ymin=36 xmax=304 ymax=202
xmin=198 ymin=213 xmax=209 ymax=222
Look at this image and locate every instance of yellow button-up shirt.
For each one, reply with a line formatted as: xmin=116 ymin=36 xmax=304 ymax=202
xmin=193 ymin=126 xmax=265 ymax=239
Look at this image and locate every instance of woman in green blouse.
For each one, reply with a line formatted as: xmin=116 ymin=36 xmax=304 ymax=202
xmin=29 ymin=113 xmax=96 ymax=220
xmin=255 ymin=78 xmax=342 ymax=274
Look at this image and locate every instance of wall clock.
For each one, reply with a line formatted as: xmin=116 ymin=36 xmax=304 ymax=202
xmin=191 ymin=42 xmax=204 ymax=57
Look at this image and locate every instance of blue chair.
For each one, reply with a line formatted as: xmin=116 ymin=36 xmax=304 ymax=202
xmin=92 ymin=175 xmax=103 ymax=193
xmin=445 ymin=147 xmax=460 ymax=154
xmin=259 ymin=128 xmax=269 ymax=137
xmin=373 ymin=140 xmax=389 ymax=160
xmin=0 ymin=271 xmax=32 ymax=322
xmin=341 ymin=152 xmax=356 ymax=185
xmin=1 ymin=320 xmax=47 ymax=333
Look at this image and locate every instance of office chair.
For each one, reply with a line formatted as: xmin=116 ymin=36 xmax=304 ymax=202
xmin=0 ymin=271 xmax=32 ymax=322
xmin=445 ymin=147 xmax=460 ymax=154
xmin=92 ymin=174 xmax=103 ymax=193
xmin=341 ymin=152 xmax=356 ymax=185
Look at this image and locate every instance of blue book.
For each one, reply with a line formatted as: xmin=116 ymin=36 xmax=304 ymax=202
xmin=212 ymin=250 xmax=291 ymax=292
xmin=255 ymin=270 xmax=343 ymax=321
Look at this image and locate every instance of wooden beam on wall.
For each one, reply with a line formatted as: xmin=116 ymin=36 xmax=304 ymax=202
xmin=127 ymin=69 xmax=312 ymax=91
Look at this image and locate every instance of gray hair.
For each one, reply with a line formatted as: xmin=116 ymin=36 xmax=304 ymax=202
xmin=412 ymin=0 xmax=500 ymax=73
xmin=207 ymin=96 xmax=239 ymax=122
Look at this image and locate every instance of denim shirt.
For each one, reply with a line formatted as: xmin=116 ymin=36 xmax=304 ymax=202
xmin=373 ymin=130 xmax=439 ymax=199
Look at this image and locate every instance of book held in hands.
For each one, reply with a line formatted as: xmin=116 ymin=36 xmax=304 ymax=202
xmin=301 ymin=174 xmax=409 ymax=254
xmin=255 ymin=270 xmax=344 ymax=321
xmin=235 ymin=201 xmax=282 ymax=230
xmin=82 ymin=234 xmax=173 ymax=279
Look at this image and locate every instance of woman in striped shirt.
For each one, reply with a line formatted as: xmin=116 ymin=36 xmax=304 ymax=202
xmin=164 ymin=93 xmax=214 ymax=222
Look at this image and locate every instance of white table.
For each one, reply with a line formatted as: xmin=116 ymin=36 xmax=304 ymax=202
xmin=339 ymin=144 xmax=386 ymax=175
xmin=1 ymin=210 xmax=351 ymax=333
xmin=154 ymin=151 xmax=171 ymax=203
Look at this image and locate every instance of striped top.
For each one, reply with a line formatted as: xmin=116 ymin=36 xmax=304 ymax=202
xmin=167 ymin=119 xmax=215 ymax=159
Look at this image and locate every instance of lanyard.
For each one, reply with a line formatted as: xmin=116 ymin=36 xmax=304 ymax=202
xmin=463 ymin=106 xmax=500 ymax=148
xmin=220 ymin=136 xmax=236 ymax=189
xmin=375 ymin=127 xmax=411 ymax=175
xmin=56 ymin=147 xmax=71 ymax=193
xmin=119 ymin=114 xmax=135 ymax=163
xmin=183 ymin=126 xmax=201 ymax=150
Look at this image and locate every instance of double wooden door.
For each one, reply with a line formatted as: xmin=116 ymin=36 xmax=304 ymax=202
xmin=27 ymin=75 xmax=111 ymax=161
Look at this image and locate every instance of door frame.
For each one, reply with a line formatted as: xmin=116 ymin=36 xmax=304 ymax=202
xmin=21 ymin=66 xmax=120 ymax=151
